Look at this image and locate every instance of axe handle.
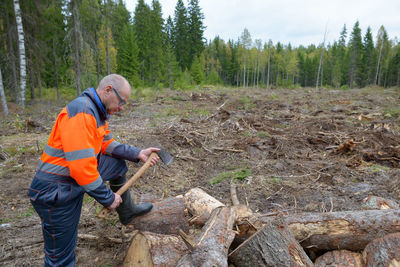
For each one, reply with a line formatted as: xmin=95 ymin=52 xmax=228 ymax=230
xmin=98 ymin=152 xmax=158 ymax=218
xmin=115 ymin=152 xmax=158 ymax=196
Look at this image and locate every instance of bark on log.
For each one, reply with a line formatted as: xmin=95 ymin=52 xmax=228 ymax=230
xmin=184 ymin=187 xmax=225 ymax=225
xmin=176 ymin=206 xmax=236 ymax=267
xmin=123 ymin=231 xmax=189 ymax=267
xmin=127 ymin=196 xmax=189 ymax=234
xmin=184 ymin=187 xmax=252 ymax=225
xmin=236 ymin=209 xmax=400 ymax=252
xmin=362 ymin=232 xmax=400 ymax=267
xmin=314 ymin=250 xmax=364 ymax=267
xmin=229 ymin=216 xmax=313 ymax=267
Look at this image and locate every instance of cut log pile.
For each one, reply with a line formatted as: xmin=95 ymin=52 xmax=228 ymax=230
xmin=122 ymin=188 xmax=400 ymax=266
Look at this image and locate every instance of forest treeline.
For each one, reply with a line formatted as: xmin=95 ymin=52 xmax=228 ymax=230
xmin=1 ymin=0 xmax=400 ymax=111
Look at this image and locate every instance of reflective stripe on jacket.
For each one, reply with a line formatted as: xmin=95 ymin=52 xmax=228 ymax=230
xmin=36 ymin=88 xmax=141 ymax=206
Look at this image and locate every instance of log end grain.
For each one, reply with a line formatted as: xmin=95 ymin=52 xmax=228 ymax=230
xmin=362 ymin=232 xmax=400 ymax=267
xmin=315 ymin=250 xmax=364 ymax=267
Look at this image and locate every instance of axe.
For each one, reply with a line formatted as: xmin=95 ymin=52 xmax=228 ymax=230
xmin=98 ymin=148 xmax=173 ymax=218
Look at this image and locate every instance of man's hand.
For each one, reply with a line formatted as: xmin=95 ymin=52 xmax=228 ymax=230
xmin=138 ymin=147 xmax=160 ymax=166
xmin=108 ymin=193 xmax=122 ymax=210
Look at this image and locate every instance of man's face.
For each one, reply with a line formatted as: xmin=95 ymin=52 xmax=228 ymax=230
xmin=106 ymin=85 xmax=130 ymax=115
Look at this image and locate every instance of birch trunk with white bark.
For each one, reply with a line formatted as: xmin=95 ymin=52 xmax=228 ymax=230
xmin=14 ymin=0 xmax=26 ymax=108
xmin=0 ymin=68 xmax=9 ymax=115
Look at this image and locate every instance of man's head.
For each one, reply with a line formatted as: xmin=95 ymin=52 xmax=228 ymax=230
xmin=96 ymin=74 xmax=131 ymax=115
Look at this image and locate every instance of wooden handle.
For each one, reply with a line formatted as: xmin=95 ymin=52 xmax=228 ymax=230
xmin=115 ymin=152 xmax=158 ymax=196
xmin=98 ymin=152 xmax=158 ymax=219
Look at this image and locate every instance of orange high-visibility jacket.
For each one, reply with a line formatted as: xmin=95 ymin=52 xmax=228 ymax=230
xmin=36 ymin=88 xmax=141 ymax=206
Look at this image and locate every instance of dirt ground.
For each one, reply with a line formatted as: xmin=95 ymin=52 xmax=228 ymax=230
xmin=1 ymin=87 xmax=400 ymax=266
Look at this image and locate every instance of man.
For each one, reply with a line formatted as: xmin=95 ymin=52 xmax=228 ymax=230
xmin=28 ymin=74 xmax=159 ymax=266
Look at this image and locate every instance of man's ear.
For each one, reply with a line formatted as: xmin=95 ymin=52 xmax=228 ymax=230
xmin=104 ymin=86 xmax=112 ymax=96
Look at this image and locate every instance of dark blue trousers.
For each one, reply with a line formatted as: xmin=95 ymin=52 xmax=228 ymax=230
xmin=28 ymin=155 xmax=127 ymax=267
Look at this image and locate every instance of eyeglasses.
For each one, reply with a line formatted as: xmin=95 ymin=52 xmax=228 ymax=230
xmin=112 ymin=87 xmax=127 ymax=106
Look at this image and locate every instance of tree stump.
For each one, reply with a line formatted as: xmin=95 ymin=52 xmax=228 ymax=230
xmin=229 ymin=216 xmax=313 ymax=267
xmin=362 ymin=232 xmax=400 ymax=267
xmin=176 ymin=206 xmax=236 ymax=267
xmin=314 ymin=250 xmax=364 ymax=267
xmin=123 ymin=231 xmax=189 ymax=267
xmin=127 ymin=195 xmax=189 ymax=234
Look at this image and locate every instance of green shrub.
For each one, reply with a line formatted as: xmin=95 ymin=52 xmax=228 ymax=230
xmin=210 ymin=168 xmax=251 ymax=184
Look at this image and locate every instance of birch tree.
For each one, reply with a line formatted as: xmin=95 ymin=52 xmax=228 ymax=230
xmin=316 ymin=24 xmax=328 ymax=88
xmin=13 ymin=0 xmax=26 ymax=108
xmin=0 ymin=68 xmax=8 ymax=115
xmin=240 ymin=28 xmax=251 ymax=87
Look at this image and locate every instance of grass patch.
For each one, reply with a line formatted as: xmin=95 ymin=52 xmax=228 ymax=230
xmin=16 ymin=206 xmax=35 ymax=218
xmin=383 ymin=107 xmax=400 ymax=118
xmin=257 ymin=131 xmax=271 ymax=138
xmin=210 ymin=168 xmax=251 ymax=185
xmin=370 ymin=164 xmax=389 ymax=173
xmin=238 ymin=96 xmax=256 ymax=110
xmin=193 ymin=107 xmax=211 ymax=116
xmin=154 ymin=107 xmax=181 ymax=118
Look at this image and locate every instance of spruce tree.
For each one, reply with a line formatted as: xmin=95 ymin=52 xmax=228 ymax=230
xmin=149 ymin=0 xmax=164 ymax=86
xmin=134 ymin=0 xmax=152 ymax=83
xmin=361 ymin=27 xmax=375 ymax=86
xmin=349 ymin=21 xmax=363 ymax=88
xmin=173 ymin=0 xmax=190 ymax=70
xmin=187 ymin=0 xmax=205 ymax=66
xmin=117 ymin=24 xmax=140 ymax=86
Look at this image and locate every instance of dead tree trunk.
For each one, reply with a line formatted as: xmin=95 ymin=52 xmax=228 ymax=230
xmin=362 ymin=232 xmax=400 ymax=267
xmin=229 ymin=216 xmax=313 ymax=267
xmin=123 ymin=231 xmax=189 ymax=267
xmin=127 ymin=195 xmax=189 ymax=235
xmin=176 ymin=206 xmax=236 ymax=267
xmin=315 ymin=250 xmax=364 ymax=267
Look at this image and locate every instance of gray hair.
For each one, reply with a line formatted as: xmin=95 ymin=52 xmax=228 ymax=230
xmin=97 ymin=74 xmax=131 ymax=92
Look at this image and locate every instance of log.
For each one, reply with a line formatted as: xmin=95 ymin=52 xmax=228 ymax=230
xmin=362 ymin=232 xmax=400 ymax=267
xmin=184 ymin=187 xmax=252 ymax=225
xmin=314 ymin=250 xmax=364 ymax=267
xmin=229 ymin=216 xmax=313 ymax=267
xmin=127 ymin=195 xmax=189 ymax=234
xmin=176 ymin=206 xmax=236 ymax=267
xmin=123 ymin=231 xmax=189 ymax=267
xmin=236 ymin=209 xmax=400 ymax=252
xmin=184 ymin=187 xmax=225 ymax=225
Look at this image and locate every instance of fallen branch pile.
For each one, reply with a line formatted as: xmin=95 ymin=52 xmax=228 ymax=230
xmin=122 ymin=187 xmax=400 ymax=266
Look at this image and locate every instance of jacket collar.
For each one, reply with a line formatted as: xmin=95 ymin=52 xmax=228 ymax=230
xmin=82 ymin=88 xmax=109 ymax=121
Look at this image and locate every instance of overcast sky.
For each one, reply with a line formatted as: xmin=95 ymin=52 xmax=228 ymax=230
xmin=126 ymin=0 xmax=400 ymax=47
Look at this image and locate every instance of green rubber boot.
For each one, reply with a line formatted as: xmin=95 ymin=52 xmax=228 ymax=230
xmin=110 ymin=175 xmax=153 ymax=225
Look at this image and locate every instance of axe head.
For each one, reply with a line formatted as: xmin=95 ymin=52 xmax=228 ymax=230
xmin=156 ymin=147 xmax=173 ymax=166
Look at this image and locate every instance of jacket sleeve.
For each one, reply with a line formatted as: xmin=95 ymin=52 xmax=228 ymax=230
xmin=101 ymin=123 xmax=142 ymax=163
xmin=59 ymin=112 xmax=114 ymax=207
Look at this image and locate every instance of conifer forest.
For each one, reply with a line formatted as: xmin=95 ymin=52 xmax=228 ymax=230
xmin=1 ymin=0 xmax=400 ymax=109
